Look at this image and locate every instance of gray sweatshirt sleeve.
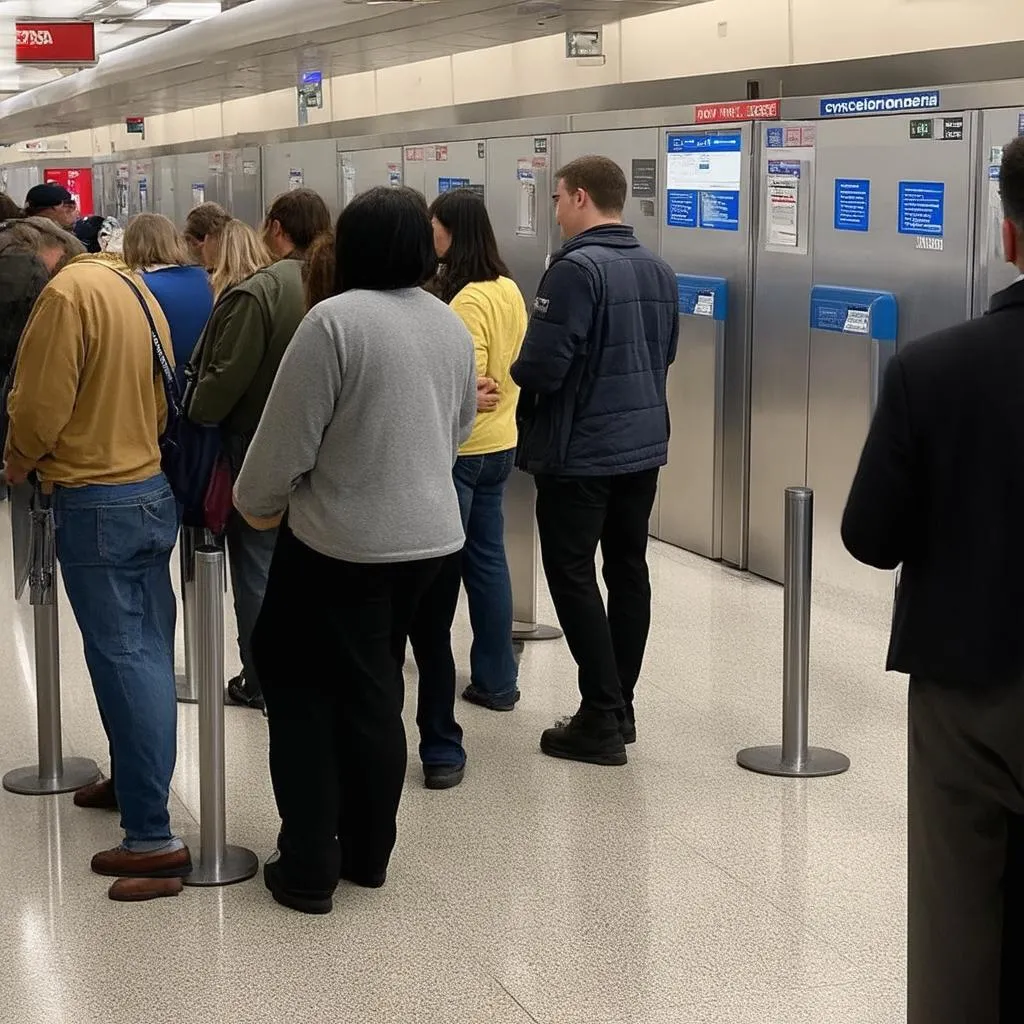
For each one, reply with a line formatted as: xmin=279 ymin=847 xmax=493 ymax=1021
xmin=458 ymin=349 xmax=478 ymax=446
xmin=234 ymin=312 xmax=341 ymax=520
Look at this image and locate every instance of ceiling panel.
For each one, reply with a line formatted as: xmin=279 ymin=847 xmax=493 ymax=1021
xmin=0 ymin=0 xmax=705 ymax=142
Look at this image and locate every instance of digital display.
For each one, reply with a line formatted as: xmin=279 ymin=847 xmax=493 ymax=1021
xmin=909 ymin=119 xmax=934 ymax=140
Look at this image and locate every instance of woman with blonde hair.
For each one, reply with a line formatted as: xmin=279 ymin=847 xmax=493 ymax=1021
xmin=188 ymin=198 xmax=318 ymax=712
xmin=124 ymin=213 xmax=213 ymax=390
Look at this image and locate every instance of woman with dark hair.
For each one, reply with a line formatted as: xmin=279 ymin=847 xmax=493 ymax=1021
xmin=188 ymin=191 xmax=327 ymax=712
xmin=233 ymin=186 xmax=477 ymax=915
xmin=426 ymin=188 xmax=528 ymax=718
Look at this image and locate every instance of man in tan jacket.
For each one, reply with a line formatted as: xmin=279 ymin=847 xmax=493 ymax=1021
xmin=5 ymin=251 xmax=190 ymax=902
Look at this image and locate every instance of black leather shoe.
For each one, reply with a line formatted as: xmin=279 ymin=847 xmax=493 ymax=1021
xmin=226 ymin=673 xmax=265 ymax=712
xmin=541 ymin=708 xmax=628 ymax=766
xmin=264 ymin=853 xmax=333 ymax=915
xmin=423 ymin=764 xmax=465 ymax=790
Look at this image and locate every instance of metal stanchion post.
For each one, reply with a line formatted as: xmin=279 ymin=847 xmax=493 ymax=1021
xmin=3 ymin=497 xmax=101 ymax=795
xmin=184 ymin=546 xmax=258 ymax=886
xmin=505 ymin=469 xmax=562 ymax=644
xmin=175 ymin=526 xmax=200 ymax=704
xmin=737 ymin=487 xmax=850 ymax=779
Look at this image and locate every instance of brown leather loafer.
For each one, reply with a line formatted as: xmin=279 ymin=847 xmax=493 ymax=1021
xmin=91 ymin=845 xmax=192 ymax=879
xmin=73 ymin=778 xmax=118 ymax=811
xmin=108 ymin=876 xmax=184 ymax=902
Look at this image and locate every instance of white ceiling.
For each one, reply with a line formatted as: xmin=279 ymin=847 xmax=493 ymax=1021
xmin=0 ymin=0 xmax=707 ymax=142
xmin=0 ymin=0 xmax=223 ymax=95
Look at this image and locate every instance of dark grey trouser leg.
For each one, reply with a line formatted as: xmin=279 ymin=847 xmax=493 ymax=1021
xmin=907 ymin=677 xmax=1024 ymax=1024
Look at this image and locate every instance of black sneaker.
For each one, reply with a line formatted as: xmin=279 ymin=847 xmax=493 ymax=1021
xmin=264 ymin=853 xmax=333 ymax=915
xmin=540 ymin=708 xmax=628 ymax=766
xmin=462 ymin=683 xmax=520 ymax=712
xmin=423 ymin=763 xmax=465 ymax=790
xmin=226 ymin=673 xmax=265 ymax=712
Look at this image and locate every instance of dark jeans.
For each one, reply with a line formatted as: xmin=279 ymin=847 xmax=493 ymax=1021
xmin=412 ymin=448 xmax=518 ymax=767
xmin=253 ymin=525 xmax=442 ymax=893
xmin=534 ymin=469 xmax=659 ymax=714
xmin=225 ymin=510 xmax=277 ymax=693
xmin=908 ymin=677 xmax=1024 ymax=1024
xmin=409 ymin=552 xmax=464 ymax=768
xmin=54 ymin=476 xmax=179 ymax=845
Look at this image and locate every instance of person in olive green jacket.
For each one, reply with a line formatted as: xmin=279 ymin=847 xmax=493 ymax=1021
xmin=188 ymin=189 xmax=332 ymax=711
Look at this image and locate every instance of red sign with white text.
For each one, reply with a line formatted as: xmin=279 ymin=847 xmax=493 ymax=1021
xmin=44 ymin=168 xmax=94 ymax=217
xmin=15 ymin=22 xmax=97 ymax=65
xmin=694 ymin=99 xmax=781 ymax=124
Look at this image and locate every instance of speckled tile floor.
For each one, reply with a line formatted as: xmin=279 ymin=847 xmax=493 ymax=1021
xmin=0 ymin=510 xmax=905 ymax=1024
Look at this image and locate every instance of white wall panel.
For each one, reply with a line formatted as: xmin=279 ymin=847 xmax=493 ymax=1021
xmin=376 ymin=56 xmax=453 ymax=115
xmin=792 ymin=0 xmax=1024 ymax=63
xmin=332 ymin=70 xmax=377 ymax=120
xmin=621 ymin=0 xmax=790 ymax=82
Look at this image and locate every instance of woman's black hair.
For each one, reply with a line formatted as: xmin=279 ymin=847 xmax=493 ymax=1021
xmin=333 ymin=186 xmax=436 ymax=294
xmin=427 ymin=188 xmax=509 ymax=304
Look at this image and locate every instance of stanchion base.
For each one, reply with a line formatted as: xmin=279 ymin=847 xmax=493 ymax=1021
xmin=736 ymin=745 xmax=850 ymax=778
xmin=512 ymin=621 xmax=563 ymax=642
xmin=182 ymin=842 xmax=260 ymax=887
xmin=2 ymin=757 xmax=102 ymax=796
xmin=175 ymin=672 xmax=198 ymax=704
xmin=175 ymin=674 xmax=231 ymax=706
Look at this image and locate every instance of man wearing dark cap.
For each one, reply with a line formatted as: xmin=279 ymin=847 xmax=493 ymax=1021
xmin=24 ymin=183 xmax=77 ymax=229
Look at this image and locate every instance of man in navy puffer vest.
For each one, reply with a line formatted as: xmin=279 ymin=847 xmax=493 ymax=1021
xmin=512 ymin=154 xmax=678 ymax=767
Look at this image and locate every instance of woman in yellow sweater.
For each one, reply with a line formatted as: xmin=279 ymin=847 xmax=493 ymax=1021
xmin=414 ymin=188 xmax=527 ymax=785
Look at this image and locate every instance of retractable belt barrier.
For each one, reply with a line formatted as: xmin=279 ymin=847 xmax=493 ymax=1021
xmin=183 ymin=546 xmax=258 ymax=887
xmin=175 ymin=525 xmax=228 ymax=705
xmin=737 ymin=487 xmax=851 ymax=779
xmin=3 ymin=484 xmax=102 ymax=796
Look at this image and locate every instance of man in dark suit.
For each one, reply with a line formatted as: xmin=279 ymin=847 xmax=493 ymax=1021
xmin=842 ymin=137 xmax=1024 ymax=1024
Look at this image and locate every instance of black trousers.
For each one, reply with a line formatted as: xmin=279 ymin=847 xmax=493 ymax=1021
xmin=252 ymin=526 xmax=442 ymax=892
xmin=534 ymin=469 xmax=659 ymax=714
xmin=908 ymin=677 xmax=1024 ymax=1024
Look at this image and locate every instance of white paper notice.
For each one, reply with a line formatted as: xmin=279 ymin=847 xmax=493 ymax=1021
xmin=516 ymin=159 xmax=537 ymax=238
xmin=666 ymin=149 xmax=742 ymax=193
xmin=694 ymin=293 xmax=715 ymax=318
xmin=843 ymin=308 xmax=870 ymax=335
xmin=767 ymin=167 xmax=800 ymax=248
xmin=341 ymin=162 xmax=356 ymax=206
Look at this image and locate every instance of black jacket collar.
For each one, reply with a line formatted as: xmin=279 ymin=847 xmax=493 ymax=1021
xmin=987 ymin=277 xmax=1024 ymax=315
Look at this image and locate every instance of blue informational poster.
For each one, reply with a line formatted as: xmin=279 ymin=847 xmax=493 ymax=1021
xmin=1018 ymin=112 xmax=1024 ymax=137
xmin=438 ymin=177 xmax=470 ymax=193
xmin=699 ymin=190 xmax=740 ymax=230
xmin=766 ymin=127 xmax=784 ymax=149
xmin=667 ymin=189 xmax=698 ymax=228
xmin=898 ymin=181 xmax=945 ymax=237
xmin=834 ymin=179 xmax=871 ymax=232
xmin=666 ymin=132 xmax=742 ymax=231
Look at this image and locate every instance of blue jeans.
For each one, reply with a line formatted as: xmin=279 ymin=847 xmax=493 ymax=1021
xmin=225 ymin=510 xmax=277 ymax=693
xmin=454 ymin=448 xmax=519 ymax=700
xmin=54 ymin=475 xmax=179 ymax=845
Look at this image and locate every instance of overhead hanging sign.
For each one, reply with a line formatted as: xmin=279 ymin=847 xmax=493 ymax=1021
xmin=694 ymin=100 xmax=780 ymax=124
xmin=126 ymin=117 xmax=145 ymax=136
xmin=565 ymin=28 xmax=602 ymax=58
xmin=819 ymin=90 xmax=941 ymax=118
xmin=15 ymin=21 xmax=97 ymax=65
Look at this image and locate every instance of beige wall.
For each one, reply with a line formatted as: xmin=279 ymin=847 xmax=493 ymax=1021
xmin=4 ymin=0 xmax=1024 ymax=165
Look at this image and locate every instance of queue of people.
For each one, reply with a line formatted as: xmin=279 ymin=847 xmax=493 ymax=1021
xmin=0 ymin=158 xmax=677 ymax=913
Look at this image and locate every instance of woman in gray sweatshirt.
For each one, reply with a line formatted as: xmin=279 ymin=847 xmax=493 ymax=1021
xmin=233 ymin=187 xmax=477 ymax=915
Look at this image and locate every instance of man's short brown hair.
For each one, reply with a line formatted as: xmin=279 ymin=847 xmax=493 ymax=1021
xmin=184 ymin=202 xmax=231 ymax=242
xmin=556 ymin=155 xmax=627 ymax=215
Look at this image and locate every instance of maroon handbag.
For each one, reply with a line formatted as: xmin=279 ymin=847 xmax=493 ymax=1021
xmin=202 ymin=454 xmax=234 ymax=536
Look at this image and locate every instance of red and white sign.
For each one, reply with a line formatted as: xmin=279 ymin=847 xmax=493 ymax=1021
xmin=694 ymin=99 xmax=781 ymax=124
xmin=44 ymin=168 xmax=94 ymax=217
xmin=15 ymin=21 xmax=96 ymax=65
